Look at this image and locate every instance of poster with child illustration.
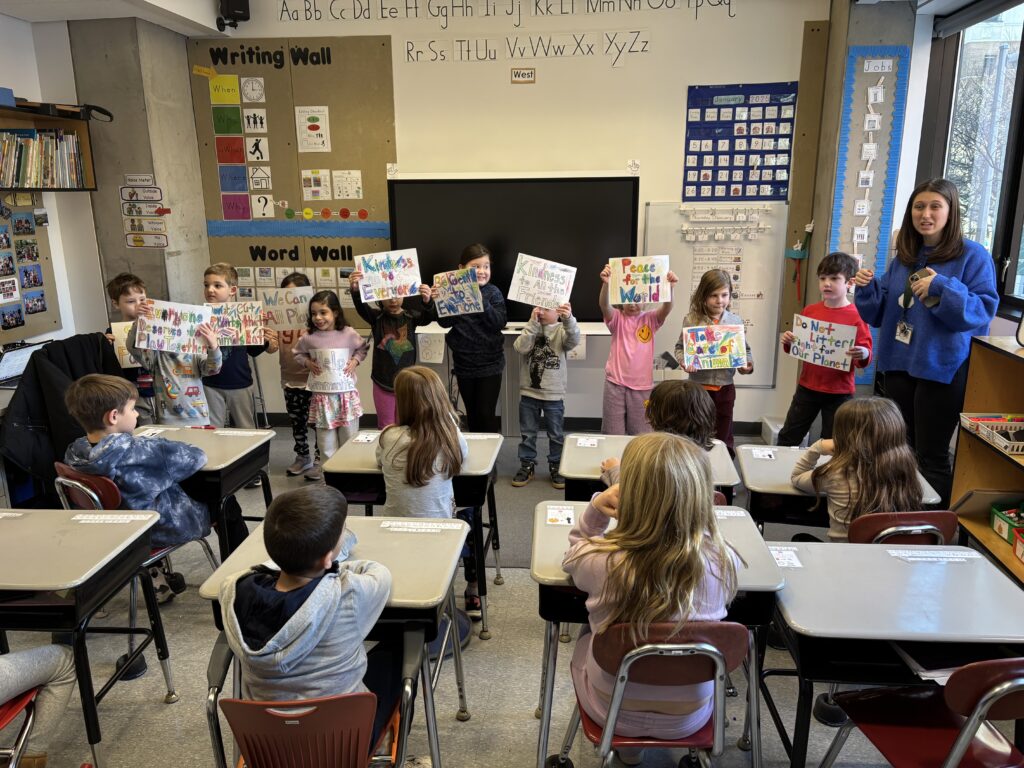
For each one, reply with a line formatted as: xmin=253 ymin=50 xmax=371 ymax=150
xmin=206 ymin=301 xmax=264 ymax=346
xmin=681 ymin=324 xmax=746 ymax=370
xmin=609 ymin=255 xmax=670 ymax=304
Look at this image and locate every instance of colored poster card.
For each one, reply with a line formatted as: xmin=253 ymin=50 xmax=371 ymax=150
xmin=218 ymin=165 xmax=248 ymax=193
xmin=23 ymin=289 xmax=45 ymax=314
xmin=789 ymin=313 xmax=858 ymax=372
xmin=209 ymin=74 xmax=240 ymax=105
xmin=433 ymin=268 xmax=483 ymax=318
xmin=14 ymin=239 xmax=38 ymax=263
xmin=206 ymin=301 xmax=265 ymax=346
xmin=222 ymin=194 xmax=251 ymax=220
xmin=0 ymin=223 xmax=10 ymax=249
xmin=18 ymin=264 xmax=42 ymax=289
xmin=110 ymin=321 xmax=140 ymax=368
xmin=215 ymin=136 xmax=245 ymax=164
xmin=308 ymin=348 xmax=355 ymax=393
xmin=212 ymin=106 xmax=243 ymax=135
xmin=261 ymin=286 xmax=313 ymax=331
xmin=134 ymin=300 xmax=213 ymax=355
xmin=508 ymin=253 xmax=576 ymax=309
xmin=357 ymin=248 xmax=420 ymax=301
xmin=0 ymin=252 xmax=13 ymax=277
xmin=0 ymin=276 xmax=19 ymax=303
xmin=11 ymin=213 xmax=34 ymax=235
xmin=294 ymin=106 xmax=331 ymax=152
xmin=681 ymin=324 xmax=747 ymax=370
xmin=301 ymin=169 xmax=331 ymax=201
xmin=608 ymin=255 xmax=670 ymax=304
xmin=0 ymin=302 xmax=24 ymax=329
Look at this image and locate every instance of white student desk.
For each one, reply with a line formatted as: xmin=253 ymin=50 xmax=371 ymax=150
xmin=736 ymin=444 xmax=941 ymax=529
xmin=200 ymin=517 xmax=470 ymax=768
xmin=132 ymin=426 xmax=275 ymax=559
xmin=765 ymin=541 xmax=1024 ymax=768
xmin=0 ymin=509 xmax=171 ymax=768
xmin=323 ymin=430 xmax=504 ymax=638
xmin=530 ymin=501 xmax=784 ymax=768
xmin=559 ymin=433 xmax=740 ymax=502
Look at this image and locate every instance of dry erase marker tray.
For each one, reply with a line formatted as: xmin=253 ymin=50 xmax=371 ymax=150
xmin=959 ymin=413 xmax=1024 ymax=455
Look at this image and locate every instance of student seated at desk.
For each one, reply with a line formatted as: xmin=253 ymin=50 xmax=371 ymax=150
xmin=63 ymin=375 xmax=212 ymax=599
xmin=0 ymin=645 xmax=78 ymax=768
xmin=600 ymin=380 xmax=716 ymax=486
xmin=220 ymin=486 xmax=400 ymax=749
xmin=790 ymin=397 xmax=923 ymax=542
xmin=563 ymin=433 xmax=739 ymax=761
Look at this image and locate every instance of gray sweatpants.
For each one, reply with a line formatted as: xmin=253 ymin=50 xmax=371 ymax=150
xmin=0 ymin=645 xmax=76 ymax=756
xmin=207 ymin=385 xmax=257 ymax=428
xmin=601 ymin=380 xmax=653 ymax=436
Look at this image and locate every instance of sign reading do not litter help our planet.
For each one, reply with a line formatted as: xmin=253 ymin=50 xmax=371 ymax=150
xmin=789 ymin=313 xmax=858 ymax=372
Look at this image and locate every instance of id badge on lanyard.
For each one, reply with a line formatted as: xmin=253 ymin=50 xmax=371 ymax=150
xmin=896 ymin=263 xmax=923 ymax=345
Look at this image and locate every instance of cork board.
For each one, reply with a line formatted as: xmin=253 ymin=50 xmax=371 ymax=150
xmin=187 ymin=36 xmax=396 ymax=309
xmin=0 ymin=200 xmax=63 ymax=342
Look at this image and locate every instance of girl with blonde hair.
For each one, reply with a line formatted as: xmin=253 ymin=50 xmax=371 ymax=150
xmin=563 ymin=432 xmax=739 ymax=744
xmin=791 ymin=397 xmax=923 ymax=541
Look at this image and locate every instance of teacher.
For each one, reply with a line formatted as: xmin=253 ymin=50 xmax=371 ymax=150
xmin=853 ymin=178 xmax=998 ymax=507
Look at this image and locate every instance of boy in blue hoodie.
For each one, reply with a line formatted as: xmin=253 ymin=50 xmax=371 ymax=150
xmin=220 ymin=486 xmax=399 ymax=748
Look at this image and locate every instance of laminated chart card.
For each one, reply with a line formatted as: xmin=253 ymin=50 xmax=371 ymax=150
xmin=789 ymin=313 xmax=858 ymax=372
xmin=508 ymin=253 xmax=576 ymax=309
xmin=110 ymin=321 xmax=139 ymax=368
xmin=357 ymin=248 xmax=421 ymax=302
xmin=262 ymin=286 xmax=313 ymax=331
xmin=433 ymin=268 xmax=483 ymax=317
xmin=681 ymin=324 xmax=747 ymax=370
xmin=206 ymin=301 xmax=264 ymax=346
xmin=308 ymin=348 xmax=356 ymax=393
xmin=135 ymin=300 xmax=212 ymax=355
xmin=609 ymin=255 xmax=671 ymax=304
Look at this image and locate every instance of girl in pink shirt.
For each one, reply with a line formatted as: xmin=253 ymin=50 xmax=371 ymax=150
xmin=563 ymin=432 xmax=739 ymax=755
xmin=599 ymin=262 xmax=678 ymax=435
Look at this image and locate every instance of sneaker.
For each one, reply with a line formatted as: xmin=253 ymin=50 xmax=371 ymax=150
xmin=304 ymin=462 xmax=323 ymax=482
xmin=244 ymin=475 xmax=262 ymax=489
xmin=511 ymin=461 xmax=535 ymax=487
xmin=149 ymin=567 xmax=174 ymax=604
xmin=286 ymin=455 xmax=314 ymax=476
xmin=549 ymin=462 xmax=565 ymax=490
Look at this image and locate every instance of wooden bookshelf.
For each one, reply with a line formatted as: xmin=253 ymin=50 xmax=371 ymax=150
xmin=0 ymin=104 xmax=97 ymax=191
xmin=952 ymin=336 xmax=1024 ymax=585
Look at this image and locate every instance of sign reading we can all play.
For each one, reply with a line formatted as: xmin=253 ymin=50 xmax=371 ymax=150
xmin=789 ymin=313 xmax=858 ymax=372
xmin=609 ymin=255 xmax=670 ymax=304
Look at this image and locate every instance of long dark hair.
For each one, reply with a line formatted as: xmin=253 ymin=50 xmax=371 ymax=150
xmin=645 ymin=380 xmax=716 ymax=450
xmin=895 ymin=178 xmax=965 ymax=266
xmin=306 ymin=290 xmax=348 ymax=333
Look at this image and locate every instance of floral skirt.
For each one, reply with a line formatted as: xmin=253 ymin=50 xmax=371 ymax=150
xmin=309 ymin=391 xmax=363 ymax=429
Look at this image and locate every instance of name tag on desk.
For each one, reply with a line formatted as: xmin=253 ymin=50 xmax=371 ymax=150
xmin=380 ymin=520 xmax=463 ymax=533
xmin=545 ymin=505 xmax=576 ymax=525
xmin=72 ymin=513 xmax=152 ymax=524
xmin=751 ymin=448 xmax=775 ymax=460
xmin=352 ymin=432 xmax=379 ymax=443
xmin=768 ymin=545 xmax=803 ymax=568
xmin=137 ymin=427 xmax=177 ymax=438
xmin=576 ymin=437 xmax=601 ymax=448
xmin=887 ymin=549 xmax=980 ymax=563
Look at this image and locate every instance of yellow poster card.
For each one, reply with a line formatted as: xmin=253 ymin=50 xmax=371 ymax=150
xmin=209 ymin=75 xmax=240 ymax=105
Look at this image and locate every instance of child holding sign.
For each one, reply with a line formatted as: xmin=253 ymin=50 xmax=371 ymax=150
xmin=778 ymin=252 xmax=872 ymax=447
xmin=105 ymin=272 xmax=157 ymax=425
xmin=675 ymin=269 xmax=753 ymax=454
xmin=292 ymin=290 xmax=368 ymax=460
xmin=348 ymin=269 xmax=435 ymax=428
xmin=599 ymin=261 xmax=679 ymax=435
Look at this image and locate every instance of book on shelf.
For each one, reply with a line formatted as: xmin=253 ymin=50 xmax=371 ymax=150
xmin=0 ymin=127 xmax=85 ymax=189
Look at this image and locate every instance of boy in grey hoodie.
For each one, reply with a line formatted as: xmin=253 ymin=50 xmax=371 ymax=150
xmin=511 ymin=303 xmax=580 ymax=489
xmin=220 ymin=486 xmax=399 ymax=747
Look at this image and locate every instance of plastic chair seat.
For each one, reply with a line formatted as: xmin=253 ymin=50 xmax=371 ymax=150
xmin=576 ymin=694 xmax=715 ymax=752
xmin=834 ymin=686 xmax=1024 ymax=768
xmin=0 ymin=688 xmax=37 ymax=731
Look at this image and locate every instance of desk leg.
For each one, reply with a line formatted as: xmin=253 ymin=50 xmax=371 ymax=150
xmin=536 ymin=620 xmax=560 ymax=768
xmin=420 ymin=649 xmax=443 ymax=768
xmin=72 ymin=622 xmax=102 ymax=753
xmin=0 ymin=630 xmax=8 ymax=654
xmin=259 ymin=469 xmax=273 ymax=509
xmin=470 ymin=505 xmax=492 ymax=640
xmin=215 ymin=499 xmax=230 ymax=561
xmin=744 ymin=629 xmax=762 ymax=768
xmin=486 ymin=481 xmax=504 ymax=585
xmin=790 ymin=676 xmax=814 ymax=768
xmin=139 ymin=567 xmax=179 ymax=704
xmin=448 ymin=588 xmax=471 ymax=721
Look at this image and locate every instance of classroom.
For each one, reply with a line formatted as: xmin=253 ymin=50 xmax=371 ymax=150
xmin=1 ymin=0 xmax=1024 ymax=766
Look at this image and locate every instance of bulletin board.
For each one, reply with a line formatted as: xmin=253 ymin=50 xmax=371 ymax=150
xmin=187 ymin=36 xmax=397 ymax=302
xmin=0 ymin=200 xmax=62 ymax=342
xmin=644 ymin=201 xmax=786 ymax=389
xmin=828 ymin=45 xmax=910 ymax=383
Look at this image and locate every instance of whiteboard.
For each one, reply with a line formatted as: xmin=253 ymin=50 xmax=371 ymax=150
xmin=643 ymin=202 xmax=785 ymax=389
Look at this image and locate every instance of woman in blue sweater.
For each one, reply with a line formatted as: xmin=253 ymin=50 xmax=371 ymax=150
xmin=854 ymin=178 xmax=997 ymax=506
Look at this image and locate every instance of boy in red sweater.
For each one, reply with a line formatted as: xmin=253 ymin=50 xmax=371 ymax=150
xmin=778 ymin=252 xmax=872 ymax=446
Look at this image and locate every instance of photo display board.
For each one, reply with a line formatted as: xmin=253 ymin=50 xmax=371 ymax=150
xmin=0 ymin=203 xmax=62 ymax=342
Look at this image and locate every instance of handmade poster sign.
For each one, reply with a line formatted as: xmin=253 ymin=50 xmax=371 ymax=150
xmin=508 ymin=253 xmax=576 ymax=309
xmin=262 ymin=287 xmax=313 ymax=331
xmin=111 ymin=321 xmax=140 ymax=368
xmin=135 ymin=300 xmax=213 ymax=355
xmin=681 ymin=324 xmax=747 ymax=370
xmin=308 ymin=348 xmax=355 ymax=393
xmin=789 ymin=313 xmax=858 ymax=372
xmin=357 ymin=248 xmax=420 ymax=302
xmin=206 ymin=301 xmax=264 ymax=346
xmin=609 ymin=255 xmax=671 ymax=304
xmin=433 ymin=268 xmax=483 ymax=317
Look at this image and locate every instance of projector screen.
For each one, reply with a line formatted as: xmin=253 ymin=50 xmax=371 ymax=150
xmin=388 ymin=177 xmax=640 ymax=323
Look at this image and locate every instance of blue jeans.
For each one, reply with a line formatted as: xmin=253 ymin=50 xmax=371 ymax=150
xmin=518 ymin=395 xmax=565 ymax=464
